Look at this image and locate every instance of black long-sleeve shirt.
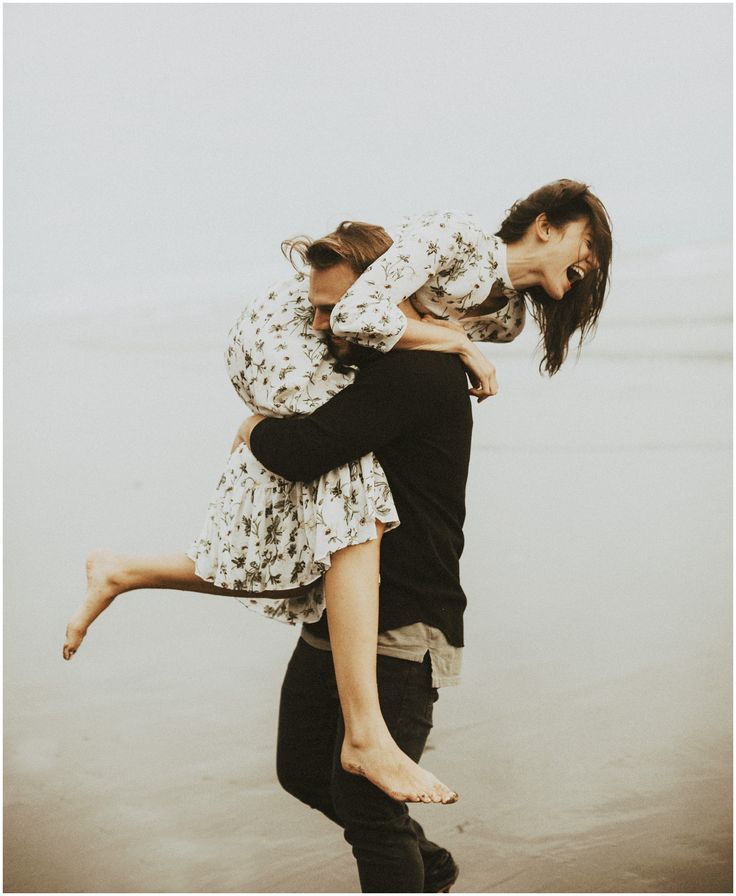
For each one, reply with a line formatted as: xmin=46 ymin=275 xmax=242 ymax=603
xmin=249 ymin=350 xmax=473 ymax=646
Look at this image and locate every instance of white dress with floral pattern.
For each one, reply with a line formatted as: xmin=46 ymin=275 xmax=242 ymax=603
xmin=187 ymin=274 xmax=399 ymax=624
xmin=330 ymin=210 xmax=526 ymax=350
xmin=188 ymin=210 xmax=525 ymax=625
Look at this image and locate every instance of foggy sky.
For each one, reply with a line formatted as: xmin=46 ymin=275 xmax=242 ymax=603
xmin=4 ymin=3 xmax=732 ymax=322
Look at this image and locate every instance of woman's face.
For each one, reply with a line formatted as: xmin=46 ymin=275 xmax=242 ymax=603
xmin=537 ymin=217 xmax=597 ymax=301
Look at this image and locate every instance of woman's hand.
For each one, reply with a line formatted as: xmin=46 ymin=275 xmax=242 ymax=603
xmin=231 ymin=415 xmax=266 ymax=454
xmin=429 ymin=319 xmax=498 ymax=401
xmin=460 ymin=340 xmax=498 ymax=401
xmin=394 ymin=316 xmax=499 ymax=402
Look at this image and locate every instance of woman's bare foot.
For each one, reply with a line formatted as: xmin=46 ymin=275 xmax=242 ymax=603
xmin=63 ymin=551 xmax=126 ymax=660
xmin=341 ymin=736 xmax=458 ymax=804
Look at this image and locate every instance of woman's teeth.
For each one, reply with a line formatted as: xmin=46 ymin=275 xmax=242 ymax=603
xmin=566 ymin=264 xmax=584 ymax=285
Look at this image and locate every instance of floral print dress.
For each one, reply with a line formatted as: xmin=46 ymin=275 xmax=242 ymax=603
xmin=330 ymin=210 xmax=526 ymax=350
xmin=187 ymin=210 xmax=525 ymax=624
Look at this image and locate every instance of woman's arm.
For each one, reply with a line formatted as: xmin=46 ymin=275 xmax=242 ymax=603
xmin=329 ymin=211 xmax=477 ymax=352
xmin=329 ymin=211 xmax=501 ymax=398
xmin=396 ymin=315 xmax=498 ymax=400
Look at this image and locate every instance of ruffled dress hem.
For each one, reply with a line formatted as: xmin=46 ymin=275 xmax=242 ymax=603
xmin=187 ymin=444 xmax=399 ymax=598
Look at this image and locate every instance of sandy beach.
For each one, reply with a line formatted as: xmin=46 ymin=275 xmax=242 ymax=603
xmin=3 ymin=275 xmax=732 ymax=893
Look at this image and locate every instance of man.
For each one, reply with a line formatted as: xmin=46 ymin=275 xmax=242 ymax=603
xmin=242 ymin=236 xmax=473 ymax=893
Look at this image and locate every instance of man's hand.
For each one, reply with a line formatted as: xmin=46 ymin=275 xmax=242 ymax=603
xmin=231 ymin=415 xmax=267 ymax=454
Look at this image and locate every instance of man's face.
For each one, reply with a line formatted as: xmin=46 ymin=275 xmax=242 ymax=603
xmin=308 ymin=262 xmax=376 ymax=365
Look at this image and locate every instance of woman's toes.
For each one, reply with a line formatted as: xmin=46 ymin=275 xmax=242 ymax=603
xmin=63 ymin=624 xmax=85 ymax=660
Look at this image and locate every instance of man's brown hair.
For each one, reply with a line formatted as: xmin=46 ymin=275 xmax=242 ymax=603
xmin=282 ymin=221 xmax=393 ymax=275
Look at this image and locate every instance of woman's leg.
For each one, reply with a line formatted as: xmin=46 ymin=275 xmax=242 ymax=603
xmin=63 ymin=544 xmax=458 ymax=805
xmin=325 ymin=527 xmax=457 ymax=804
xmin=62 ymin=550 xmax=311 ymax=660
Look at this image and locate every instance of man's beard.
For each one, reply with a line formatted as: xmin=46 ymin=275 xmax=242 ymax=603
xmin=325 ymin=332 xmax=382 ymax=368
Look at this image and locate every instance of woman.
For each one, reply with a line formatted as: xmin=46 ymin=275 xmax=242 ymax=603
xmin=63 ymin=179 xmax=612 ymax=805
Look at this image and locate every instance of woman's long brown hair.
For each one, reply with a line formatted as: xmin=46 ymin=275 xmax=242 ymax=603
xmin=496 ymin=179 xmax=613 ymax=375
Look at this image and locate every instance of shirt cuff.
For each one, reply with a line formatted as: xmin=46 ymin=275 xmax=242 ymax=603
xmin=373 ymin=314 xmax=408 ymax=352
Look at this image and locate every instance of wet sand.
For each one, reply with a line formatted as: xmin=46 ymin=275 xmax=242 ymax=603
xmin=3 ymin=302 xmax=732 ymax=893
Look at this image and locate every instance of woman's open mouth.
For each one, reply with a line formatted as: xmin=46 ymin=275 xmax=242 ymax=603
xmin=566 ymin=264 xmax=585 ymax=286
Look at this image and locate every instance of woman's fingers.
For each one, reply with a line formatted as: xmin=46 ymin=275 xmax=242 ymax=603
xmin=468 ymin=381 xmax=498 ymax=401
xmin=421 ymin=316 xmax=496 ymax=401
xmin=463 ymin=345 xmax=498 ymax=401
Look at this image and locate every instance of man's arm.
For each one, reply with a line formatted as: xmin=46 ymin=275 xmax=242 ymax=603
xmin=249 ymin=352 xmax=457 ymax=482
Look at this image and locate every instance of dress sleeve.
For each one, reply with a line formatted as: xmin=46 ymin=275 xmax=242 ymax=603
xmin=329 ymin=211 xmax=467 ymax=352
xmin=462 ymin=293 xmax=527 ymax=344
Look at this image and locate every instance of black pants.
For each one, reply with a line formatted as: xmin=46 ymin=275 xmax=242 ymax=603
xmin=276 ymin=637 xmax=454 ymax=893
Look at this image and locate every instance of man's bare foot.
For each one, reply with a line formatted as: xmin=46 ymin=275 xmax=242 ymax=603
xmin=63 ymin=551 xmax=126 ymax=660
xmin=341 ymin=737 xmax=458 ymax=804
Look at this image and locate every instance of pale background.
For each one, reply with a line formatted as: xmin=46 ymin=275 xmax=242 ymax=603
xmin=4 ymin=3 xmax=732 ymax=893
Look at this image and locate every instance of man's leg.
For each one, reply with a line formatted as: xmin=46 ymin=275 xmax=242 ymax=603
xmin=276 ymin=640 xmax=455 ymax=891
xmin=276 ymin=637 xmax=344 ymax=825
xmin=331 ymin=653 xmax=448 ymax=893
